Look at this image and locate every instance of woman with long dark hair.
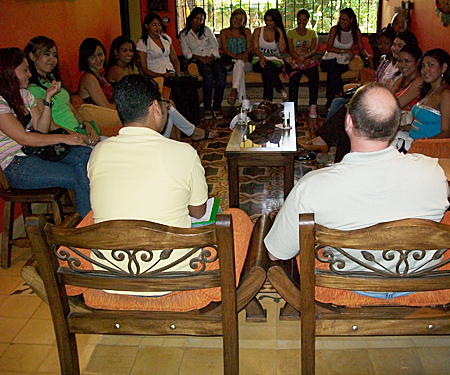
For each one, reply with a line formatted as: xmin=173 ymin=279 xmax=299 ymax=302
xmin=136 ymin=12 xmax=180 ymax=79
xmin=320 ymin=8 xmax=371 ymax=108
xmin=25 ymin=36 xmax=100 ymax=145
xmin=219 ymin=8 xmax=252 ymax=106
xmin=78 ymin=38 xmax=115 ymax=109
xmin=0 ymin=47 xmax=91 ymax=216
xmin=180 ymin=7 xmax=227 ymax=120
xmin=286 ymin=9 xmax=320 ymax=118
xmin=252 ymin=9 xmax=288 ymax=101
xmin=410 ymin=48 xmax=450 ymax=140
xmin=107 ymin=35 xmax=136 ymax=84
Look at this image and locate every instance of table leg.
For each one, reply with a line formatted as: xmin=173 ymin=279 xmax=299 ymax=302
xmin=227 ymin=156 xmax=239 ymax=208
xmin=283 ymin=155 xmax=294 ymax=200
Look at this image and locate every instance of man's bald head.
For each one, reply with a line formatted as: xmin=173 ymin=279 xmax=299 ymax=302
xmin=347 ymin=83 xmax=401 ymax=141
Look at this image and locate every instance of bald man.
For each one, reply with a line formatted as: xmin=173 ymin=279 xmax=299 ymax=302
xmin=265 ymin=83 xmax=449 ymax=298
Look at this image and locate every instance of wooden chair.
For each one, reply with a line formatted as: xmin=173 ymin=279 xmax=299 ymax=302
xmin=26 ymin=213 xmax=270 ymax=375
xmin=0 ymin=167 xmax=70 ymax=268
xmin=268 ymin=214 xmax=450 ymax=375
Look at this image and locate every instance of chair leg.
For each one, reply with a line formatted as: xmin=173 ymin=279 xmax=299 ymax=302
xmin=1 ymin=201 xmax=14 ymax=268
xmin=222 ymin=327 xmax=239 ymax=375
xmin=244 ymin=297 xmax=267 ymax=322
xmin=54 ymin=331 xmax=81 ymax=375
xmin=51 ymin=200 xmax=64 ymax=225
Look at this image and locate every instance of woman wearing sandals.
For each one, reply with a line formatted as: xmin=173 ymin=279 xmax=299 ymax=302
xmin=252 ymin=9 xmax=288 ymax=102
xmin=320 ymin=8 xmax=371 ymax=109
xmin=285 ymin=9 xmax=320 ymax=118
xmin=180 ymin=7 xmax=227 ymax=120
xmin=219 ymin=8 xmax=252 ymax=106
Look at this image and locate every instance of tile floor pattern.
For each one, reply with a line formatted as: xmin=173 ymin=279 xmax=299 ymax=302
xmin=1 ymin=108 xmax=450 ymax=374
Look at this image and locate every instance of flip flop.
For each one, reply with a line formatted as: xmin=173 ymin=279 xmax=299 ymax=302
xmin=191 ymin=129 xmax=217 ymax=142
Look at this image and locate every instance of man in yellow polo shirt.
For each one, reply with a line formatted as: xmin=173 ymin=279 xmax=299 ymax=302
xmin=87 ymin=75 xmax=208 ymax=295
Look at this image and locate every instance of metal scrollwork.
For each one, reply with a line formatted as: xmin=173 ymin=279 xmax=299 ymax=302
xmin=55 ymin=243 xmax=218 ymax=277
xmin=315 ymin=245 xmax=450 ymax=278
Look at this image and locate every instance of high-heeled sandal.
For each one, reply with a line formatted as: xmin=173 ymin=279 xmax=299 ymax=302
xmin=298 ymin=140 xmax=328 ymax=154
xmin=227 ymin=88 xmax=238 ymax=106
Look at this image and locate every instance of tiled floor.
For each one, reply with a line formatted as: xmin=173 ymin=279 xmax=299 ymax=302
xmin=2 ymin=253 xmax=450 ymax=374
xmin=1 ymin=101 xmax=450 ymax=374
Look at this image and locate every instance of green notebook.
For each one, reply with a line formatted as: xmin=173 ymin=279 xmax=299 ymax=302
xmin=191 ymin=197 xmax=221 ymax=226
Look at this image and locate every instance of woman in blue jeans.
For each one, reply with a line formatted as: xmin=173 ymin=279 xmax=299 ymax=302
xmin=180 ymin=7 xmax=227 ymax=120
xmin=0 ymin=48 xmax=92 ymax=217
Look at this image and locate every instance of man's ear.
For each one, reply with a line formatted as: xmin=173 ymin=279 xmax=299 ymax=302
xmin=344 ymin=113 xmax=354 ymax=134
xmin=149 ymin=99 xmax=161 ymax=117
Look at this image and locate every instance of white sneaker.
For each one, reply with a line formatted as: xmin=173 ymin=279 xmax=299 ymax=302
xmin=281 ymin=91 xmax=289 ymax=102
xmin=309 ymin=105 xmax=317 ymax=119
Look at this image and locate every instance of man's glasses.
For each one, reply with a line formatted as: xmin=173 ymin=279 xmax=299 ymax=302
xmin=158 ymin=99 xmax=171 ymax=110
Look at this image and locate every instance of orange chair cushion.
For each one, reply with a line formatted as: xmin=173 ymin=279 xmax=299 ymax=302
xmin=61 ymin=209 xmax=253 ymax=312
xmin=297 ymin=211 xmax=450 ymax=307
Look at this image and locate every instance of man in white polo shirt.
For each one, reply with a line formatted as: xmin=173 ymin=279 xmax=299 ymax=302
xmin=265 ymin=83 xmax=449 ymax=298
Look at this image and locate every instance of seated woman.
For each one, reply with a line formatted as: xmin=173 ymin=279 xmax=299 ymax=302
xmin=78 ymin=38 xmax=115 ymax=109
xmin=25 ymin=36 xmax=100 ymax=146
xmin=136 ymin=13 xmax=203 ymax=127
xmin=81 ymin=36 xmax=214 ymax=141
xmin=252 ymin=9 xmax=288 ymax=102
xmin=320 ymin=8 xmax=371 ymax=109
xmin=301 ymin=44 xmax=423 ymax=161
xmin=401 ymin=48 xmax=450 ymax=147
xmin=0 ymin=48 xmax=91 ymax=217
xmin=180 ymin=7 xmax=227 ymax=120
xmin=326 ymin=28 xmax=416 ymax=120
xmin=219 ymin=8 xmax=252 ymax=106
xmin=285 ymin=9 xmax=319 ymax=118
xmin=106 ymin=35 xmax=135 ymax=85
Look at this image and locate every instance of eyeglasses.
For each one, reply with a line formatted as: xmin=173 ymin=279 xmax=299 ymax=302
xmin=158 ymin=99 xmax=171 ymax=110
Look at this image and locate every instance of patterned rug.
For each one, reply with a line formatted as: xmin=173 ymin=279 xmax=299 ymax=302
xmin=185 ymin=106 xmax=327 ymax=221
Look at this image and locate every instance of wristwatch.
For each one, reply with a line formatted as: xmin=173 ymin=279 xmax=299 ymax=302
xmin=43 ymin=100 xmax=53 ymax=108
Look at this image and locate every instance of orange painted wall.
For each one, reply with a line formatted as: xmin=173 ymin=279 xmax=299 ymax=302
xmin=0 ymin=0 xmax=121 ymax=224
xmin=0 ymin=0 xmax=122 ymax=94
xmin=381 ymin=0 xmax=450 ymax=55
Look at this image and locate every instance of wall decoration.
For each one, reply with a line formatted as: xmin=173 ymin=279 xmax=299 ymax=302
xmin=437 ymin=0 xmax=450 ymax=25
xmin=148 ymin=0 xmax=168 ymax=12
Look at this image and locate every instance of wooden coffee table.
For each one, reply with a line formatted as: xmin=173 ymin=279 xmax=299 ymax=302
xmin=225 ymin=102 xmax=297 ymax=208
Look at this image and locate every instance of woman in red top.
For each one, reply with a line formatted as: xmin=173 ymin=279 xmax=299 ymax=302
xmin=78 ymin=38 xmax=115 ymax=109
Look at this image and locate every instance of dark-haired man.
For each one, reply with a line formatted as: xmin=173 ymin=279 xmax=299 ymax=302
xmin=265 ymin=83 xmax=448 ymax=298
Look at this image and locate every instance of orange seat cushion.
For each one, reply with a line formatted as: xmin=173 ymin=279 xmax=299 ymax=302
xmin=61 ymin=208 xmax=254 ymax=312
xmin=297 ymin=211 xmax=450 ymax=307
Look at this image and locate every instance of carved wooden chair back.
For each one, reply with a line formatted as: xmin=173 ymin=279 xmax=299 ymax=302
xmin=269 ymin=214 xmax=450 ymax=375
xmin=26 ymin=213 xmax=268 ymax=375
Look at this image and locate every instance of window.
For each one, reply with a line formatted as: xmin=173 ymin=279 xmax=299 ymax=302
xmin=176 ymin=0 xmax=380 ymax=35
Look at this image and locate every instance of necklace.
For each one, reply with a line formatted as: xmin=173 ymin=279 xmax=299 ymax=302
xmin=420 ymin=80 xmax=443 ymax=104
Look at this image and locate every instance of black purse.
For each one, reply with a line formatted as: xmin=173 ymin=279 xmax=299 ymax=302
xmin=164 ymin=74 xmax=203 ymax=90
xmin=22 ymin=128 xmax=71 ymax=162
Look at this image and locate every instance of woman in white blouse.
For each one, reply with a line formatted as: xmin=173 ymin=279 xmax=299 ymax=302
xmin=180 ymin=7 xmax=227 ymax=120
xmin=137 ymin=12 xmax=181 ymax=78
xmin=137 ymin=12 xmax=203 ymax=126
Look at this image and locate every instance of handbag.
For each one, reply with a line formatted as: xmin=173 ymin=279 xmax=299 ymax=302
xmin=219 ymin=55 xmax=234 ymax=71
xmin=164 ymin=74 xmax=203 ymax=90
xmin=22 ymin=128 xmax=71 ymax=162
